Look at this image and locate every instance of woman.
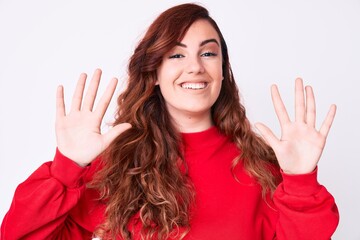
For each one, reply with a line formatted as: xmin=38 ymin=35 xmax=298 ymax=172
xmin=1 ymin=3 xmax=338 ymax=240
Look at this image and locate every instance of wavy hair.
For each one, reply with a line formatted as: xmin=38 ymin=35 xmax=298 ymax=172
xmin=92 ymin=3 xmax=280 ymax=239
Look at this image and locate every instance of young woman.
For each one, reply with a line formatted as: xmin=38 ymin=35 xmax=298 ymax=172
xmin=1 ymin=3 xmax=339 ymax=240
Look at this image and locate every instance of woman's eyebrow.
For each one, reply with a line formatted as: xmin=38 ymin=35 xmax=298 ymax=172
xmin=200 ymin=39 xmax=219 ymax=47
xmin=175 ymin=38 xmax=220 ymax=48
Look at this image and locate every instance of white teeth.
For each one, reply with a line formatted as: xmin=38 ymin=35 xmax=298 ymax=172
xmin=181 ymin=82 xmax=207 ymax=90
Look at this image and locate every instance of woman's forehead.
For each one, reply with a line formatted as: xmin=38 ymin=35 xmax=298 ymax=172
xmin=178 ymin=20 xmax=220 ymax=47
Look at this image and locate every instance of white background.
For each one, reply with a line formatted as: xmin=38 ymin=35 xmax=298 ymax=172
xmin=0 ymin=0 xmax=359 ymax=239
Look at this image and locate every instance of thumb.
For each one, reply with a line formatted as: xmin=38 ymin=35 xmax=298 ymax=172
xmin=102 ymin=123 xmax=132 ymax=148
xmin=254 ymin=122 xmax=279 ymax=149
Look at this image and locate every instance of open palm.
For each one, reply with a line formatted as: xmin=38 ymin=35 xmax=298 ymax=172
xmin=56 ymin=69 xmax=131 ymax=167
xmin=256 ymin=78 xmax=336 ymax=175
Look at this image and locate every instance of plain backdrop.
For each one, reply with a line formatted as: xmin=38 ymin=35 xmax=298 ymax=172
xmin=0 ymin=0 xmax=359 ymax=239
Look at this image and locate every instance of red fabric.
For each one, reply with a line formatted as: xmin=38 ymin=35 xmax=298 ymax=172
xmin=1 ymin=127 xmax=339 ymax=239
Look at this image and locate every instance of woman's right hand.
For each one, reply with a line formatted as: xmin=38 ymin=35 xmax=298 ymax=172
xmin=55 ymin=69 xmax=132 ymax=167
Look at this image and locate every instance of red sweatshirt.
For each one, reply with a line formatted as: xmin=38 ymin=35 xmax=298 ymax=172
xmin=1 ymin=127 xmax=339 ymax=239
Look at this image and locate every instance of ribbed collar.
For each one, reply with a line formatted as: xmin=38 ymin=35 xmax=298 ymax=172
xmin=181 ymin=126 xmax=226 ymax=149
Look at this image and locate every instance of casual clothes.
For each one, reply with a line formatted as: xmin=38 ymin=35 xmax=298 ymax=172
xmin=1 ymin=127 xmax=339 ymax=239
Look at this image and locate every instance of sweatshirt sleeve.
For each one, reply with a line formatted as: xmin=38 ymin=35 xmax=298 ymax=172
xmin=1 ymin=149 xmax=93 ymax=239
xmin=273 ymin=167 xmax=339 ymax=240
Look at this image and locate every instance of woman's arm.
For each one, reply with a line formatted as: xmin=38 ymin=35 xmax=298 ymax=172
xmin=273 ymin=168 xmax=339 ymax=240
xmin=1 ymin=150 xmax=93 ymax=239
xmin=256 ymin=78 xmax=339 ymax=239
xmin=1 ymin=69 xmax=130 ymax=239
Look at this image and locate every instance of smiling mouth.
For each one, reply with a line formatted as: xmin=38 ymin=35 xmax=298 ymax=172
xmin=180 ymin=82 xmax=208 ymax=90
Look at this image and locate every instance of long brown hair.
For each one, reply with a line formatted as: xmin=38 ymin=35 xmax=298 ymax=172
xmin=92 ymin=3 xmax=280 ymax=239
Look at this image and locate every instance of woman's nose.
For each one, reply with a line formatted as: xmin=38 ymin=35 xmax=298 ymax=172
xmin=185 ymin=56 xmax=205 ymax=74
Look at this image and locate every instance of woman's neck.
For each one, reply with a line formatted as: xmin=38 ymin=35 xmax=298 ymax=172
xmin=170 ymin=110 xmax=213 ymax=133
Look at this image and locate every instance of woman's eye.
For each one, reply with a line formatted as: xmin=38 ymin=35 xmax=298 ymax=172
xmin=169 ymin=54 xmax=184 ymax=59
xmin=201 ymin=52 xmax=218 ymax=57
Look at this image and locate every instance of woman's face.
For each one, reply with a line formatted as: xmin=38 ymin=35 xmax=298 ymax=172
xmin=156 ymin=19 xmax=223 ymax=130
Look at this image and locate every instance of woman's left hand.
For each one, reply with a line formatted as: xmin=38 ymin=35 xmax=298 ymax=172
xmin=255 ymin=78 xmax=337 ymax=175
